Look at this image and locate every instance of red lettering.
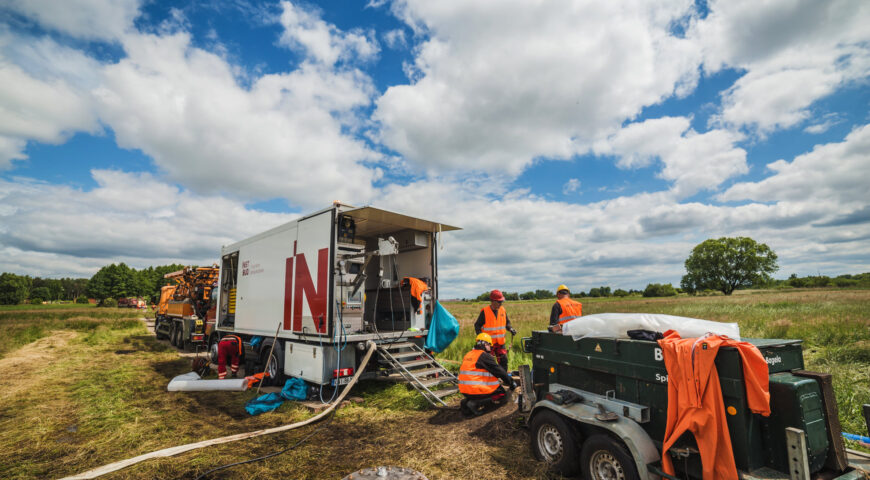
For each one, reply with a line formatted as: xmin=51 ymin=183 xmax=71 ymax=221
xmin=284 ymin=257 xmax=294 ymax=331
xmin=293 ymin=247 xmax=329 ymax=333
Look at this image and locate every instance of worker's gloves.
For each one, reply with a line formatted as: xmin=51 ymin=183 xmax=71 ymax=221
xmin=509 ymin=380 xmax=518 ymax=391
xmin=509 ymin=328 xmax=517 ymax=335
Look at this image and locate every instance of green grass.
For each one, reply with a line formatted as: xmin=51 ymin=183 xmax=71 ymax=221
xmin=0 ymin=302 xmax=96 ymax=311
xmin=0 ymin=305 xmax=141 ymax=358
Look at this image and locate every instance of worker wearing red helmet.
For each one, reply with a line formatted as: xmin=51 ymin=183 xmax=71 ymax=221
xmin=474 ymin=289 xmax=516 ymax=371
xmin=458 ymin=333 xmax=517 ymax=417
xmin=217 ymin=335 xmax=243 ymax=379
xmin=548 ymin=284 xmax=582 ymax=333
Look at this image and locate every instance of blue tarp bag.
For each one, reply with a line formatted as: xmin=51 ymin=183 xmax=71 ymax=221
xmin=424 ymin=301 xmax=460 ymax=353
xmin=281 ymin=377 xmax=308 ymax=401
xmin=245 ymin=392 xmax=284 ymax=416
xmin=249 ymin=336 xmax=263 ymax=349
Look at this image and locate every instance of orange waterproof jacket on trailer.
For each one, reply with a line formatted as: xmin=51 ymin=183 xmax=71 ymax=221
xmin=658 ymin=330 xmax=771 ymax=479
xmin=556 ymin=297 xmax=582 ymax=325
xmin=481 ymin=306 xmax=507 ymax=346
xmin=457 ymin=350 xmax=500 ymax=395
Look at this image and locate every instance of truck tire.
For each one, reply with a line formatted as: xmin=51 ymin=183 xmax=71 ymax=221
xmin=579 ymin=434 xmax=639 ymax=480
xmin=208 ymin=334 xmax=219 ymax=364
xmin=530 ymin=409 xmax=580 ymax=476
xmin=169 ymin=323 xmax=178 ymax=347
xmin=260 ymin=341 xmax=285 ymax=387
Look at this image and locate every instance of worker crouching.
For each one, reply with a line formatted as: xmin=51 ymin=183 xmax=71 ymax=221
xmin=217 ymin=335 xmax=243 ymax=379
xmin=459 ymin=333 xmax=517 ymax=417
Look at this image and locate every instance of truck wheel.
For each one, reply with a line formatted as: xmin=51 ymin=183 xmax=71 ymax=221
xmin=208 ymin=334 xmax=219 ymax=364
xmin=260 ymin=341 xmax=285 ymax=387
xmin=530 ymin=410 xmax=580 ymax=476
xmin=580 ymin=434 xmax=639 ymax=480
xmin=169 ymin=323 xmax=178 ymax=347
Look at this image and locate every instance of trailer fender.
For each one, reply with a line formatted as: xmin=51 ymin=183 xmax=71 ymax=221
xmin=529 ymin=400 xmax=660 ymax=480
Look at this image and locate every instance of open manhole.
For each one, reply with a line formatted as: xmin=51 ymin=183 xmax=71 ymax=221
xmin=342 ymin=466 xmax=429 ymax=480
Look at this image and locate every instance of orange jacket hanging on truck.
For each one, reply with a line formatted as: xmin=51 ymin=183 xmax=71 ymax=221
xmin=402 ymin=277 xmax=428 ymax=314
xmin=658 ymin=330 xmax=770 ymax=479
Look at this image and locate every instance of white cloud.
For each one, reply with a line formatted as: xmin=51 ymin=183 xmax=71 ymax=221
xmin=594 ymin=117 xmax=747 ymax=197
xmin=374 ymin=0 xmax=702 ymax=175
xmin=278 ymin=1 xmax=379 ymax=66
xmin=93 ymin=30 xmax=381 ymax=208
xmin=720 ymin=123 xmax=870 ymax=205
xmin=0 ymin=171 xmax=294 ymax=273
xmin=692 ymin=0 xmax=870 ymax=134
xmin=2 ymin=0 xmax=141 ymax=41
xmin=0 ymin=35 xmax=101 ymax=168
xmin=383 ymin=29 xmax=407 ymax=50
xmin=562 ymin=178 xmax=580 ymax=195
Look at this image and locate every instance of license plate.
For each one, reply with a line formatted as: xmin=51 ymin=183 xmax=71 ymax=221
xmin=331 ymin=376 xmax=352 ymax=386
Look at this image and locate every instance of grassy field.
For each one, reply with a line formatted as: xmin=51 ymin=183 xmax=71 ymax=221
xmin=0 ymin=289 xmax=867 ymax=479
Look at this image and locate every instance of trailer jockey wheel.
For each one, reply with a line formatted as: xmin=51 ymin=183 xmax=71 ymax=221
xmin=579 ymin=434 xmax=639 ymax=480
xmin=530 ymin=410 xmax=580 ymax=476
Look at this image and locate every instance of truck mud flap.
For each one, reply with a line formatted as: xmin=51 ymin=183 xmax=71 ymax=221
xmin=794 ymin=370 xmax=849 ymax=472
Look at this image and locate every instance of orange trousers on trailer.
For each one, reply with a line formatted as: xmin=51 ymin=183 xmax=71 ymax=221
xmin=658 ymin=331 xmax=771 ymax=479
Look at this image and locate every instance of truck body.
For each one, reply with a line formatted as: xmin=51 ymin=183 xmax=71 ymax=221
xmin=214 ymin=203 xmax=459 ymax=386
xmin=154 ymin=266 xmax=219 ymax=351
xmin=520 ymin=330 xmax=869 ymax=480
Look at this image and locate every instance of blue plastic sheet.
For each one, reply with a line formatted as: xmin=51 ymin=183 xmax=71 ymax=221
xmin=249 ymin=336 xmax=263 ymax=349
xmin=281 ymin=377 xmax=308 ymax=401
xmin=245 ymin=392 xmax=284 ymax=416
xmin=424 ymin=301 xmax=459 ymax=353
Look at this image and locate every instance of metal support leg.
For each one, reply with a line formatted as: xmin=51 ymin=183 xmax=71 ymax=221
xmin=786 ymin=427 xmax=810 ymax=480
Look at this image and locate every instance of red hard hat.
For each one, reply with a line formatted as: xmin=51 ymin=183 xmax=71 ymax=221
xmin=490 ymin=290 xmax=505 ymax=301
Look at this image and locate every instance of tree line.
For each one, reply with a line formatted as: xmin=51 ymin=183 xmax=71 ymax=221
xmin=0 ymin=263 xmax=185 ymax=305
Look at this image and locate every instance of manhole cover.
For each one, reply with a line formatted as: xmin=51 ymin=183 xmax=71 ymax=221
xmin=342 ymin=466 xmax=429 ymax=480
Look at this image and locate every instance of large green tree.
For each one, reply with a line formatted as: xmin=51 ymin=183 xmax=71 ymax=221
xmin=681 ymin=237 xmax=778 ymax=295
xmin=0 ymin=273 xmax=31 ymax=305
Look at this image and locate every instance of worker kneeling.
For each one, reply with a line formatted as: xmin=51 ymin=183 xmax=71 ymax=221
xmin=217 ymin=335 xmax=243 ymax=379
xmin=459 ymin=333 xmax=517 ymax=417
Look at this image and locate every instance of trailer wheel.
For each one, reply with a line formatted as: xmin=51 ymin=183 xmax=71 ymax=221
xmin=580 ymin=434 xmax=639 ymax=480
xmin=260 ymin=341 xmax=284 ymax=387
xmin=530 ymin=410 xmax=580 ymax=476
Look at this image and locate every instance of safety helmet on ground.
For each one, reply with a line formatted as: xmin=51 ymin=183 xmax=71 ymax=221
xmin=475 ymin=332 xmax=493 ymax=345
xmin=489 ymin=289 xmax=505 ymax=302
xmin=556 ymin=284 xmax=570 ymax=294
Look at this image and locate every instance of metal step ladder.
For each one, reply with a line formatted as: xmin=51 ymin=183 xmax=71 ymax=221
xmin=376 ymin=341 xmax=459 ymax=407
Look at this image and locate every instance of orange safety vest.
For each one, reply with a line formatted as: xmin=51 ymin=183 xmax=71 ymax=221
xmin=556 ymin=297 xmax=582 ymax=325
xmin=457 ymin=349 xmax=501 ymax=395
xmin=481 ymin=306 xmax=507 ymax=346
xmin=220 ymin=335 xmax=243 ymax=356
xmin=658 ymin=330 xmax=770 ymax=479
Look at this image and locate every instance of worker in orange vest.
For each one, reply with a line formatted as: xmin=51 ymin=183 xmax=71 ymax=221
xmin=548 ymin=284 xmax=582 ymax=333
xmin=217 ymin=335 xmax=243 ymax=379
xmin=474 ymin=289 xmax=516 ymax=370
xmin=458 ymin=333 xmax=517 ymax=417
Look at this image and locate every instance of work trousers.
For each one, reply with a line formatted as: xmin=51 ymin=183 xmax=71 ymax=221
xmin=217 ymin=340 xmax=240 ymax=379
xmin=491 ymin=345 xmax=508 ymax=371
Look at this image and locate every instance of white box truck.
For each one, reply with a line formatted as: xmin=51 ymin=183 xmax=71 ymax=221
xmin=212 ymin=203 xmax=459 ymax=387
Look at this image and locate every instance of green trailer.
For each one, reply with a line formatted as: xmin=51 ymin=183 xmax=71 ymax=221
xmin=519 ymin=330 xmax=870 ymax=479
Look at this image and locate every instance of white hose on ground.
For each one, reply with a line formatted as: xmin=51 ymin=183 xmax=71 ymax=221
xmin=60 ymin=341 xmax=378 ymax=480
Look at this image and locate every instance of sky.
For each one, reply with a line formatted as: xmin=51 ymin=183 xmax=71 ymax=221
xmin=1 ymin=0 xmax=869 ymax=298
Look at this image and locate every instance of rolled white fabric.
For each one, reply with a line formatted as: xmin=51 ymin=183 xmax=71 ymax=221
xmin=561 ymin=313 xmax=740 ymax=341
